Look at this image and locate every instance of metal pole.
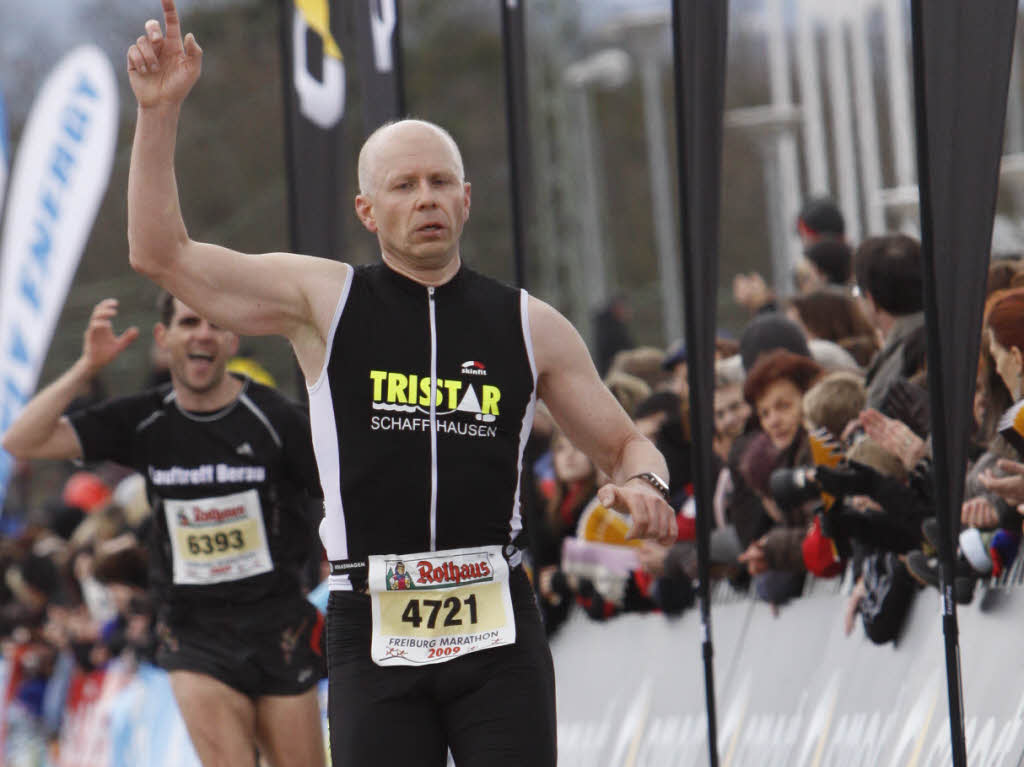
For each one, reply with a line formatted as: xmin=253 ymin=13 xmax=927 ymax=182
xmin=499 ymin=0 xmax=529 ymax=289
xmin=850 ymin=0 xmax=885 ymax=235
xmin=573 ymin=86 xmax=611 ymax=319
xmin=823 ymin=10 xmax=862 ymax=242
xmin=885 ymin=0 xmax=917 ymax=231
xmin=764 ymin=0 xmax=803 ymax=296
xmin=639 ymin=47 xmax=684 ymax=343
xmin=794 ymin=0 xmax=830 ymax=195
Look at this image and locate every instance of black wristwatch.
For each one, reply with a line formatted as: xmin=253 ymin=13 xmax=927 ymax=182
xmin=627 ymin=471 xmax=670 ymax=501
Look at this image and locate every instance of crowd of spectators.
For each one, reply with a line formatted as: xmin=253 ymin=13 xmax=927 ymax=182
xmin=5 ymin=198 xmax=1024 ymax=758
xmin=530 ymin=198 xmax=1024 ymax=652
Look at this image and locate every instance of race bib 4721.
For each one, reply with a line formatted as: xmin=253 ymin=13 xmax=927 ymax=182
xmin=164 ymin=489 xmax=274 ymax=585
xmin=368 ymin=545 xmax=515 ymax=667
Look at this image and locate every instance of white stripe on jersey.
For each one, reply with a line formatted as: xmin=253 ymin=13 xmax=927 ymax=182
xmin=308 ymin=267 xmax=354 ymax=590
xmin=135 ymin=410 xmax=164 ymax=433
xmin=508 ymin=289 xmax=538 ymax=566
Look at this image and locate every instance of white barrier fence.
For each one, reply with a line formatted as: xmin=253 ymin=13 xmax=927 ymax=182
xmin=551 ymin=578 xmax=1024 ymax=766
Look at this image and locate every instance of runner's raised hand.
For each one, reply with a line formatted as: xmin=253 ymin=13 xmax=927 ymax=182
xmin=82 ymin=299 xmax=139 ymax=374
xmin=127 ymin=0 xmax=203 ymax=109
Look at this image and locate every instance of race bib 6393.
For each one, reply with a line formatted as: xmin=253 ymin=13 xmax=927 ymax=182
xmin=164 ymin=489 xmax=274 ymax=585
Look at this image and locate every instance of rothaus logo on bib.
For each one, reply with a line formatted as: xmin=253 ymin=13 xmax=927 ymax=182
xmin=368 ymin=545 xmax=515 ymax=667
xmin=368 ymin=362 xmax=502 ymax=438
xmin=385 ymin=551 xmax=493 ymax=591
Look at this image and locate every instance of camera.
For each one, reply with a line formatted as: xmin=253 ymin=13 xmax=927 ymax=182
xmin=769 ymin=466 xmax=822 ymax=510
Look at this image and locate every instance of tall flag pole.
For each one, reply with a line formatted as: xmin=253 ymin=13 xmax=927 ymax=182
xmin=499 ymin=0 xmax=531 ymax=290
xmin=909 ymin=2 xmax=1017 ymax=764
xmin=278 ymin=0 xmax=348 ymax=262
xmin=0 ymin=48 xmax=118 ymax=517
xmin=671 ymin=2 xmax=728 ymax=764
xmin=349 ymin=0 xmax=405 ymax=136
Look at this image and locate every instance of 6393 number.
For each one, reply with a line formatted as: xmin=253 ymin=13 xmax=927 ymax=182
xmin=187 ymin=530 xmax=245 ymax=555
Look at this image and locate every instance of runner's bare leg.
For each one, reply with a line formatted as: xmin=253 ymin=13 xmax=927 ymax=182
xmin=169 ymin=670 xmax=258 ymax=767
xmin=255 ymin=688 xmax=326 ymax=767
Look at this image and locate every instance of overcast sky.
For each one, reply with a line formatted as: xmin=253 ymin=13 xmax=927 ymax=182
xmin=0 ymin=0 xmax=245 ymax=121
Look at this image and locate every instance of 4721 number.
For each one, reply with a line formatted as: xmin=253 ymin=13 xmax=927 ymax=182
xmin=401 ymin=593 xmax=478 ymax=629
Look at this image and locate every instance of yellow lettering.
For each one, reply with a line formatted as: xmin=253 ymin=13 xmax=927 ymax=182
xmin=419 ymin=376 xmax=433 ymax=406
xmin=408 ymin=374 xmax=418 ymax=403
xmin=387 ymin=372 xmax=409 ymax=404
xmin=370 ymin=370 xmax=387 ymax=401
xmin=481 ymin=385 xmax=501 ymax=416
xmin=443 ymin=379 xmax=462 ymax=409
xmin=295 ymin=0 xmax=342 ymax=59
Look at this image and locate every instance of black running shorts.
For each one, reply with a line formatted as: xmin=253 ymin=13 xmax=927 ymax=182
xmin=326 ymin=567 xmax=557 ymax=767
xmin=156 ymin=595 xmax=325 ymax=698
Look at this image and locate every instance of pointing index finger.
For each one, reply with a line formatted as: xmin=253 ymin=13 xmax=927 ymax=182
xmin=162 ymin=0 xmax=182 ymax=43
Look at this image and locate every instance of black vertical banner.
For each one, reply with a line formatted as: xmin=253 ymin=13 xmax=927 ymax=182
xmin=499 ymin=0 xmax=530 ymax=289
xmin=350 ymin=0 xmax=405 ymax=136
xmin=278 ymin=0 xmax=348 ymax=261
xmin=910 ymin=2 xmax=1017 ymax=765
xmin=671 ymin=2 xmax=728 ymax=765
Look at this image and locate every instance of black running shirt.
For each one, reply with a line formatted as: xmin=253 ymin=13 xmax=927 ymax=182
xmin=310 ymin=264 xmax=537 ymax=589
xmin=69 ymin=377 xmax=321 ymax=607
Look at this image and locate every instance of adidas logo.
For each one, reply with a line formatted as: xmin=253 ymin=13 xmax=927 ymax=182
xmin=236 ymin=442 xmax=254 ymax=457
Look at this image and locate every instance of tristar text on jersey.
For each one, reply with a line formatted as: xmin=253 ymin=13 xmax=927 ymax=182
xmin=369 ymin=369 xmax=500 ymax=418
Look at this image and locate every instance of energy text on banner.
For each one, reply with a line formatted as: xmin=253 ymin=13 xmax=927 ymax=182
xmin=0 ymin=46 xmax=118 ymax=514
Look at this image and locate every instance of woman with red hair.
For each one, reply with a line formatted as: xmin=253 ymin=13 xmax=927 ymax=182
xmin=735 ymin=349 xmax=824 ymax=604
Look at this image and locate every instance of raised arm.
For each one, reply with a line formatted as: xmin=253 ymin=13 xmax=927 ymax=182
xmin=126 ymin=0 xmax=345 ymax=381
xmin=1 ymin=300 xmax=138 ymax=460
xmin=529 ymin=297 xmax=677 ymax=544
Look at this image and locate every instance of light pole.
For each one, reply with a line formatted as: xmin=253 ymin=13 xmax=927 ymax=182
xmin=607 ymin=10 xmax=685 ymax=345
xmin=563 ymin=48 xmax=632 ymax=343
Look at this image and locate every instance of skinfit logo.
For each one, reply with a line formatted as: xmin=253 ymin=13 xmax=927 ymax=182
xmin=461 ymin=360 xmax=487 ymax=376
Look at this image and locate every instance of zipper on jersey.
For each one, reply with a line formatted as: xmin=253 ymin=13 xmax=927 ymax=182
xmin=427 ymin=286 xmax=439 ymax=551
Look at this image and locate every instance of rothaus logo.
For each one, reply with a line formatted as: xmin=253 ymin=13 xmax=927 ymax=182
xmin=408 ymin=553 xmax=493 ymax=589
xmin=176 ymin=503 xmax=246 ymax=528
xmin=461 ymin=360 xmax=487 ymax=376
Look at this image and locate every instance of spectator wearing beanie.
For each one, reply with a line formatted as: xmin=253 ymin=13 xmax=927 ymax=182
xmin=739 ymin=314 xmax=812 ymax=374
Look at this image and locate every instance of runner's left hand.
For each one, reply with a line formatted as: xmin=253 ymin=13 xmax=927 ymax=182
xmin=598 ymin=482 xmax=677 ymax=545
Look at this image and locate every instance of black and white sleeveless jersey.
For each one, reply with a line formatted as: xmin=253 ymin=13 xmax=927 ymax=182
xmin=310 ymin=264 xmax=537 ymax=590
xmin=69 ymin=376 xmax=322 ymax=607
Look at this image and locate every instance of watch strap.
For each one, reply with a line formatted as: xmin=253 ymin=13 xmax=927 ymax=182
xmin=627 ymin=471 xmax=670 ymax=501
